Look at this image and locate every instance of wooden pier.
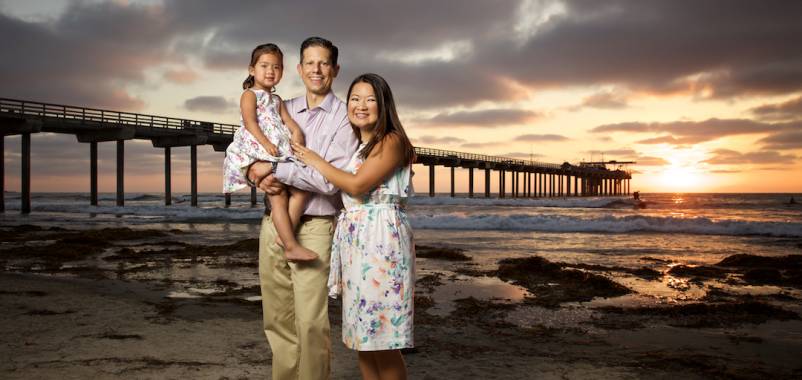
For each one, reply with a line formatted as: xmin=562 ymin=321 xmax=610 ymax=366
xmin=1 ymin=98 xmax=632 ymax=214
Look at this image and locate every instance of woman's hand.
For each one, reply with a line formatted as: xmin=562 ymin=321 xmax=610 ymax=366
xmin=292 ymin=141 xmax=324 ymax=167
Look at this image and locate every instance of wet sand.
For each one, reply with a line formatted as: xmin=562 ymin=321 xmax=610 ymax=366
xmin=2 ymin=225 xmax=802 ymax=379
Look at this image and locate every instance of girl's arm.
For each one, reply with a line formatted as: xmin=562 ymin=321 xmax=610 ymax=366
xmin=241 ymin=91 xmax=278 ymax=156
xmin=292 ymin=134 xmax=403 ymax=196
xmin=278 ymin=98 xmax=305 ymax=146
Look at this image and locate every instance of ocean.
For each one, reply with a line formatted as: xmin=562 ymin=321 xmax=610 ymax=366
xmin=3 ymin=191 xmax=801 ymax=298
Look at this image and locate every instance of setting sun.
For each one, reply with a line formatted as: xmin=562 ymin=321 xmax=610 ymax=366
xmin=659 ymin=165 xmax=704 ymax=190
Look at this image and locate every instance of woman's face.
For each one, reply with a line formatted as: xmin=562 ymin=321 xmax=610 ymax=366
xmin=348 ymin=82 xmax=379 ymax=131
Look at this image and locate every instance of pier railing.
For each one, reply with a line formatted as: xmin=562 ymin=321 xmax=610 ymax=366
xmin=414 ymin=147 xmax=563 ymax=170
xmin=0 ymin=98 xmax=239 ymax=135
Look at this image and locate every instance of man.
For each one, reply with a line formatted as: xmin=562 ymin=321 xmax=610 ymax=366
xmin=246 ymin=37 xmax=359 ymax=379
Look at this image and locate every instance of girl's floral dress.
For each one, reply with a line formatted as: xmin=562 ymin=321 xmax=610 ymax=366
xmin=328 ymin=144 xmax=415 ymax=351
xmin=223 ymin=89 xmax=293 ymax=193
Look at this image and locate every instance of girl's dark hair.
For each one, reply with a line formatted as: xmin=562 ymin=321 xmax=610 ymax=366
xmin=243 ymin=43 xmax=283 ymax=90
xmin=347 ymin=73 xmax=415 ymax=166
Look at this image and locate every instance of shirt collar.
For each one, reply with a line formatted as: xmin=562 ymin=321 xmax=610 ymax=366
xmin=298 ymin=91 xmax=335 ymax=113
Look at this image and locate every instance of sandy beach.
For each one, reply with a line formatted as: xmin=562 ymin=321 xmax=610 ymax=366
xmin=1 ymin=224 xmax=801 ymax=379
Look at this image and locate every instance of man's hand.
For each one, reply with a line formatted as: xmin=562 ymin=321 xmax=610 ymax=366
xmin=247 ymin=161 xmax=273 ymax=185
xmin=258 ymin=173 xmax=285 ymax=195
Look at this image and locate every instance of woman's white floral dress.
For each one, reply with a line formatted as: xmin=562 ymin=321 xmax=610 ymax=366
xmin=329 ymin=144 xmax=415 ymax=351
xmin=223 ymin=89 xmax=293 ymax=193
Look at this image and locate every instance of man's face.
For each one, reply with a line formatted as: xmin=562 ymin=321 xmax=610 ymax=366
xmin=297 ymin=45 xmax=339 ymax=96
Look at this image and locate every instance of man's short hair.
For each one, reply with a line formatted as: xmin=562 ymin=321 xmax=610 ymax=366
xmin=300 ymin=36 xmax=339 ymax=66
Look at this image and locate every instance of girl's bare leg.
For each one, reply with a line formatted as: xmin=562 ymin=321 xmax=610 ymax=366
xmin=374 ymin=350 xmax=407 ymax=380
xmin=358 ymin=351 xmax=380 ymax=380
xmin=287 ymin=187 xmax=311 ymax=233
xmin=267 ymin=190 xmax=317 ymax=261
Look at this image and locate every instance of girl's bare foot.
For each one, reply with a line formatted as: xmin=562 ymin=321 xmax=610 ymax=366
xmin=284 ymin=245 xmax=318 ymax=262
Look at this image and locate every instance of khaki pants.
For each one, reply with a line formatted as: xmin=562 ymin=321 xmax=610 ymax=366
xmin=259 ymin=215 xmax=334 ymax=380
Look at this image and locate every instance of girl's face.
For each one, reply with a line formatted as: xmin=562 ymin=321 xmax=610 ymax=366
xmin=348 ymin=82 xmax=379 ymax=132
xmin=249 ymin=53 xmax=283 ymax=90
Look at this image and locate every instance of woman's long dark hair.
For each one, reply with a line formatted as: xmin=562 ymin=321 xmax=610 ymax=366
xmin=242 ymin=43 xmax=283 ymax=90
xmin=347 ymin=73 xmax=415 ymax=166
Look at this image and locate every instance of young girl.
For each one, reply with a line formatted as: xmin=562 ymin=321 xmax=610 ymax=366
xmin=293 ymin=73 xmax=416 ymax=380
xmin=223 ymin=43 xmax=317 ymax=262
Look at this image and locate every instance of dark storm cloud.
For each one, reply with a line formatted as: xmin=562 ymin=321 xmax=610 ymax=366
xmin=5 ymin=0 xmax=802 ymax=113
xmin=184 ymin=96 xmax=236 ymax=113
xmin=489 ymin=0 xmax=802 ymax=98
xmin=758 ymin=131 xmax=802 ymax=151
xmin=703 ymin=148 xmax=797 ymax=165
xmin=592 ymin=118 xmax=791 ymax=144
xmin=750 ymin=95 xmax=802 ymax=122
xmin=0 ymin=2 xmax=183 ymax=110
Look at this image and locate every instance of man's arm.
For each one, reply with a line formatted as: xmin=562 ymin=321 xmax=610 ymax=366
xmin=272 ymin=114 xmax=358 ymax=195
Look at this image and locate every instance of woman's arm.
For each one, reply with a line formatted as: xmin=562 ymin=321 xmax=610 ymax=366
xmin=292 ymin=134 xmax=403 ymax=196
xmin=241 ymin=91 xmax=278 ymax=156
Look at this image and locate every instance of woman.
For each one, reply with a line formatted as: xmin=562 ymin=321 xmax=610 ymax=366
xmin=293 ymin=73 xmax=416 ymax=380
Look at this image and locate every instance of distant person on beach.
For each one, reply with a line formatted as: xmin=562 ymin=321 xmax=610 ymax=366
xmin=222 ymin=43 xmax=317 ymax=262
xmin=293 ymin=73 xmax=416 ymax=380
xmin=246 ymin=37 xmax=359 ymax=379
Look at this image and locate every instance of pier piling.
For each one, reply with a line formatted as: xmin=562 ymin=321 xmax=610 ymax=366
xmin=22 ymin=133 xmax=31 ymax=213
xmin=468 ymin=167 xmax=474 ymax=198
xmin=164 ymin=147 xmax=171 ymax=206
xmin=90 ymin=142 xmax=97 ymax=206
xmin=116 ymin=140 xmax=124 ymax=206
xmin=1 ymin=137 xmax=4 ymax=213
xmin=190 ymin=144 xmax=198 ymax=207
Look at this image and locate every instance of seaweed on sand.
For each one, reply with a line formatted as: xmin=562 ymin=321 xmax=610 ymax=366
xmin=494 ymin=256 xmax=631 ymax=307
xmin=415 ymin=245 xmax=471 ymax=261
xmin=595 ymin=301 xmax=799 ymax=328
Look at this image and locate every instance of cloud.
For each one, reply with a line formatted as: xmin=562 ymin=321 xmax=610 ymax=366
xmin=634 ymin=156 xmax=670 ymax=166
xmin=574 ymin=89 xmax=629 ymax=110
xmin=758 ymin=131 xmax=802 ymax=150
xmin=0 ymin=2 xmax=182 ymax=110
xmin=515 ymin=134 xmax=569 ymax=142
xmin=184 ymin=96 xmax=236 ymax=113
xmin=702 ymin=148 xmax=797 ymax=165
xmin=750 ymin=95 xmax=802 ymax=121
xmin=486 ymin=1 xmax=802 ymax=98
xmin=5 ymin=0 xmax=802 ymax=114
xmin=592 ymin=118 xmax=791 ymax=144
xmin=422 ymin=109 xmax=541 ymax=128
xmin=461 ymin=141 xmax=504 ymax=149
xmin=503 ymin=152 xmax=545 ymax=159
xmin=163 ymin=68 xmax=199 ymax=84
xmin=582 ymin=147 xmax=667 ymax=166
xmin=411 ymin=135 xmax=466 ymax=145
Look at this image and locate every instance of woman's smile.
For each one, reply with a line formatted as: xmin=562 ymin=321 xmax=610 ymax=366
xmin=348 ymin=82 xmax=379 ymax=129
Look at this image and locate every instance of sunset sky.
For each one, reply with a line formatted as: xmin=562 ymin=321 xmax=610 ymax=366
xmin=2 ymin=0 xmax=802 ymax=194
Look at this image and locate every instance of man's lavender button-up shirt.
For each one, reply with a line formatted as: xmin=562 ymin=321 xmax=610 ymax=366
xmin=274 ymin=91 xmax=359 ymax=216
